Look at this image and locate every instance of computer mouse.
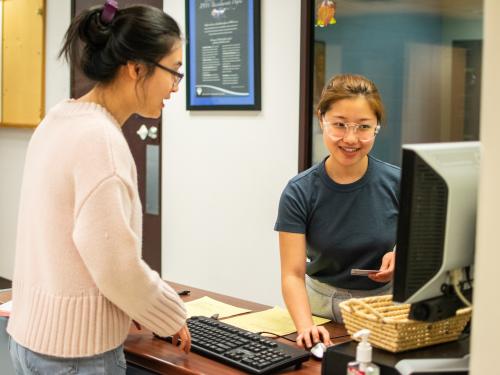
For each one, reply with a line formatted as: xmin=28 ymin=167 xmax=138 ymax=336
xmin=309 ymin=342 xmax=327 ymax=360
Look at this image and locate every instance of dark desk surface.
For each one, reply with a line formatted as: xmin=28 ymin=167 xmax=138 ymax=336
xmin=125 ymin=282 xmax=350 ymax=375
xmin=0 ymin=283 xmax=350 ymax=375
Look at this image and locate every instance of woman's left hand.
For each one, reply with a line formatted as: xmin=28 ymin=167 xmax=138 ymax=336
xmin=368 ymin=251 xmax=395 ymax=283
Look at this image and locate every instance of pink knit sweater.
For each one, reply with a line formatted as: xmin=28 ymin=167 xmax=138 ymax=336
xmin=7 ymin=100 xmax=187 ymax=357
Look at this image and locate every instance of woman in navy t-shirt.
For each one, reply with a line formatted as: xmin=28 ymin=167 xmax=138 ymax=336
xmin=275 ymin=74 xmax=400 ymax=349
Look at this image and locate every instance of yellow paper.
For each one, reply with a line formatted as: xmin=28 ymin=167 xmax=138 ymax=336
xmin=222 ymin=306 xmax=330 ymax=336
xmin=185 ymin=296 xmax=251 ymax=319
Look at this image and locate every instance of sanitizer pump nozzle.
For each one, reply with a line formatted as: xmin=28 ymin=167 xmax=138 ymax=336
xmin=346 ymin=329 xmax=380 ymax=375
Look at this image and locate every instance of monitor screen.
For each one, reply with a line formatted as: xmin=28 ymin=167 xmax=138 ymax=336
xmin=393 ymin=142 xmax=479 ymax=310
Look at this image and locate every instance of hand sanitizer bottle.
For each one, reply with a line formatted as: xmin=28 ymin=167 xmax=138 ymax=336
xmin=347 ymin=329 xmax=380 ymax=375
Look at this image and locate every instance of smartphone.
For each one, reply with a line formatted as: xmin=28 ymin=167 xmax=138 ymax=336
xmin=350 ymin=268 xmax=379 ymax=276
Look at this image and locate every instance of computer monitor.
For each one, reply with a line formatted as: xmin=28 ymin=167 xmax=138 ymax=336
xmin=393 ymin=142 xmax=480 ymax=321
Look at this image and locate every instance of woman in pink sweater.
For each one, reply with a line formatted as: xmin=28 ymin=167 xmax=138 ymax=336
xmin=7 ymin=1 xmax=190 ymax=373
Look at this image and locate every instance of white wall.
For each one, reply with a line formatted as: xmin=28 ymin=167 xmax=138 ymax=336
xmin=44 ymin=1 xmax=71 ymax=114
xmin=470 ymin=0 xmax=500 ymax=373
xmin=0 ymin=128 xmax=31 ymax=278
xmin=162 ymin=0 xmax=301 ymax=306
xmin=0 ymin=0 xmax=70 ymax=279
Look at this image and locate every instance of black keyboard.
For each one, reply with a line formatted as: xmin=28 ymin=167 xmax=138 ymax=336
xmin=185 ymin=316 xmax=310 ymax=374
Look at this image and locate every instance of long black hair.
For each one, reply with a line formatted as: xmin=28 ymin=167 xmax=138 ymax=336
xmin=59 ymin=5 xmax=181 ymax=84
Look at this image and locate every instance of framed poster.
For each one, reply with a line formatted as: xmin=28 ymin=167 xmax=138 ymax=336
xmin=186 ymin=0 xmax=261 ymax=110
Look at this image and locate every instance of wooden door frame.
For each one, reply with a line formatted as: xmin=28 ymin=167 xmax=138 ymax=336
xmin=298 ymin=0 xmax=314 ymax=172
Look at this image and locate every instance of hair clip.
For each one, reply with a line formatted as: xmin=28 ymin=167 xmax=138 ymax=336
xmin=100 ymin=0 xmax=118 ymax=25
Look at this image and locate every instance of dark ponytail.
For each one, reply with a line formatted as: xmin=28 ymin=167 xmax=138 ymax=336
xmin=59 ymin=5 xmax=181 ymax=83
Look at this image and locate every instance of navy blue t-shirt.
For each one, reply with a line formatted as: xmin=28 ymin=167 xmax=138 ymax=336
xmin=275 ymin=155 xmax=400 ymax=290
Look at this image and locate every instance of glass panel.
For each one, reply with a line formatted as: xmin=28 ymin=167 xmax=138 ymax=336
xmin=146 ymin=144 xmax=160 ymax=215
xmin=311 ymin=0 xmax=483 ymax=166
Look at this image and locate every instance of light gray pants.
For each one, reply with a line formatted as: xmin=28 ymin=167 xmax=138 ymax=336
xmin=306 ymin=275 xmax=392 ymax=323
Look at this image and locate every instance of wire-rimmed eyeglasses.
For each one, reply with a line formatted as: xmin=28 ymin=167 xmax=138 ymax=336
xmin=321 ymin=120 xmax=381 ymax=142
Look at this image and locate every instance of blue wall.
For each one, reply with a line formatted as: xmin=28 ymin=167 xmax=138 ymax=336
xmin=315 ymin=13 xmax=443 ymax=165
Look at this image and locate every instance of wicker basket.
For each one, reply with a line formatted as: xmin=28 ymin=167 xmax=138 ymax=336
xmin=339 ymin=295 xmax=472 ymax=353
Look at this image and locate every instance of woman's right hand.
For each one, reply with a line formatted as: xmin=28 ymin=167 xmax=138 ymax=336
xmin=171 ymin=324 xmax=191 ymax=353
xmin=278 ymin=233 xmax=332 ymax=349
xmin=296 ymin=325 xmax=332 ymax=348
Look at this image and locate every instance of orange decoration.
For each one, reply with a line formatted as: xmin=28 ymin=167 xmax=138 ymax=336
xmin=316 ymin=0 xmax=336 ymax=27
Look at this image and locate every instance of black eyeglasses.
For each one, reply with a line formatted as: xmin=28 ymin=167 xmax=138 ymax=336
xmin=154 ymin=62 xmax=184 ymax=86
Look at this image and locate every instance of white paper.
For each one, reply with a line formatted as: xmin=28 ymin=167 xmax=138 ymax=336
xmin=0 ymin=300 xmax=12 ymax=313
